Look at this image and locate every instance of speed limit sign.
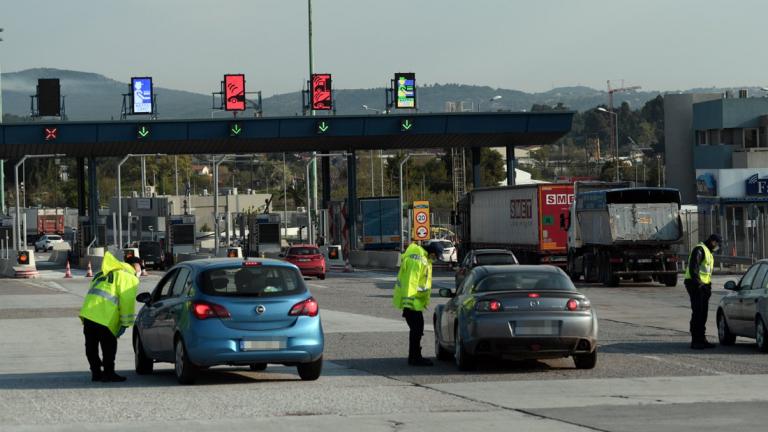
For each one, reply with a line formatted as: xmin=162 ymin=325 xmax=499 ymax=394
xmin=412 ymin=201 xmax=431 ymax=241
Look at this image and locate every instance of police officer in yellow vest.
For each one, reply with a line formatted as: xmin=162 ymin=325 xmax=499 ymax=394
xmin=684 ymin=234 xmax=721 ymax=350
xmin=393 ymin=242 xmax=433 ymax=366
xmin=79 ymin=252 xmax=141 ymax=382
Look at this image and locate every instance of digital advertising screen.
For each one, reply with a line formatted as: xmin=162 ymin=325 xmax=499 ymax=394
xmin=311 ymin=73 xmax=333 ymax=111
xmin=224 ymin=74 xmax=246 ymax=111
xmin=131 ymin=77 xmax=153 ymax=114
xmin=395 ymin=73 xmax=416 ymax=109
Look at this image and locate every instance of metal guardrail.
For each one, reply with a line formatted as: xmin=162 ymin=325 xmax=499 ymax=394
xmin=677 ymin=253 xmax=754 ymax=267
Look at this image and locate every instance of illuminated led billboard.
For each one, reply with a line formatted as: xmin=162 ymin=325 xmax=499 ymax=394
xmin=37 ymin=78 xmax=61 ymax=116
xmin=131 ymin=77 xmax=153 ymax=114
xmin=395 ymin=73 xmax=416 ymax=109
xmin=311 ymin=73 xmax=333 ymax=111
xmin=224 ymin=74 xmax=246 ymax=111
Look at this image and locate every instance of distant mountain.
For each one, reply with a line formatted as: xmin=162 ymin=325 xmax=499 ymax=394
xmin=0 ymin=68 xmax=763 ymax=121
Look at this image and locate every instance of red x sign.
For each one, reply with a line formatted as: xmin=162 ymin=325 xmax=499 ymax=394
xmin=44 ymin=127 xmax=58 ymax=141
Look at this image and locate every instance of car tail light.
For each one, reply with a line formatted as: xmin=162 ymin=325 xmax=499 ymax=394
xmin=666 ymin=256 xmax=679 ymax=263
xmin=192 ymin=301 xmax=231 ymax=320
xmin=566 ymin=298 xmax=591 ymax=311
xmin=476 ymin=299 xmax=503 ymax=312
xmin=289 ymin=297 xmax=319 ymax=317
xmin=609 ymin=257 xmax=623 ymax=264
xmin=528 ymin=293 xmax=540 ymax=298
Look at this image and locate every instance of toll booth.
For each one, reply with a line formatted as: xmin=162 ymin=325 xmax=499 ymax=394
xmin=77 ymin=216 xmax=107 ymax=256
xmin=167 ymin=214 xmax=196 ymax=258
xmin=0 ymin=217 xmax=13 ymax=250
xmin=245 ymin=213 xmax=281 ymax=257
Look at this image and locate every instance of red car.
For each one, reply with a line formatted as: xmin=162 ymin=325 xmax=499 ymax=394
xmin=282 ymin=245 xmax=326 ymax=280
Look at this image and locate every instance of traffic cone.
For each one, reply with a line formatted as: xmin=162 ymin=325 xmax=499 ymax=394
xmin=86 ymin=261 xmax=94 ymax=278
xmin=64 ymin=260 xmax=73 ymax=279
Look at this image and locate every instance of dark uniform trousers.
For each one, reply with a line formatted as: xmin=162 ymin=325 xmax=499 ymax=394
xmin=83 ymin=318 xmax=118 ymax=374
xmin=684 ymin=280 xmax=712 ymax=343
xmin=402 ymin=308 xmax=425 ymax=360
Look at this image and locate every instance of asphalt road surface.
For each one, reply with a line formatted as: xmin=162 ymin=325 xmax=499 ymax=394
xmin=1 ymin=266 xmax=766 ymax=432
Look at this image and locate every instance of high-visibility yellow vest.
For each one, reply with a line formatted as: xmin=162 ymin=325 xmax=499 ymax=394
xmin=79 ymin=252 xmax=139 ymax=336
xmin=392 ymin=243 xmax=432 ymax=311
xmin=684 ymin=242 xmax=713 ymax=285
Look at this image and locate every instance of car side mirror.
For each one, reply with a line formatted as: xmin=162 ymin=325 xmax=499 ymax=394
xmin=136 ymin=292 xmax=152 ymax=304
xmin=439 ymin=288 xmax=455 ymax=298
xmin=724 ymin=281 xmax=738 ymax=291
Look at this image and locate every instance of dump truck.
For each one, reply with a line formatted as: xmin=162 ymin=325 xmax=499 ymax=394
xmin=566 ymin=183 xmax=683 ymax=287
xmin=456 ymin=184 xmax=574 ymax=266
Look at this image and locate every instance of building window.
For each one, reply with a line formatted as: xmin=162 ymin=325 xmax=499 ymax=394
xmin=708 ymin=129 xmax=720 ymax=145
xmin=696 ymin=130 xmax=708 ymax=145
xmin=745 ymin=128 xmax=759 ymax=149
xmin=721 ymin=128 xmax=735 ymax=145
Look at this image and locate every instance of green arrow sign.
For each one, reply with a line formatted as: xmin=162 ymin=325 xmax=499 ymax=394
xmin=316 ymin=120 xmax=330 ymax=134
xmin=230 ymin=123 xmax=243 ymax=137
xmin=401 ymin=119 xmax=414 ymax=131
xmin=137 ymin=125 xmax=150 ymax=139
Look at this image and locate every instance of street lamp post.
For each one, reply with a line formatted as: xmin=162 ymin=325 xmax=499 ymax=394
xmin=362 ymin=105 xmax=382 ymax=197
xmin=399 ymin=153 xmax=432 ymax=251
xmin=14 ymin=154 xmax=63 ymax=250
xmin=597 ymin=107 xmax=620 ymax=181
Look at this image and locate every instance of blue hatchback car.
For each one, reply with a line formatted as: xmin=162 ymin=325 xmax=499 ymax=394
xmin=133 ymin=258 xmax=324 ymax=384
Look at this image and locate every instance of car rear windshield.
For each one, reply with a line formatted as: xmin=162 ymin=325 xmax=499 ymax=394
xmin=200 ymin=266 xmax=306 ymax=297
xmin=475 ymin=254 xmax=515 ymax=265
xmin=476 ymin=271 xmax=576 ymax=292
xmin=139 ymin=242 xmax=161 ymax=252
xmin=437 ymin=241 xmax=453 ymax=248
xmin=288 ymin=247 xmax=320 ymax=256
xmin=46 ymin=235 xmax=62 ymax=241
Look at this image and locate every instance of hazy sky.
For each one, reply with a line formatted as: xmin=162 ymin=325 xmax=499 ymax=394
xmin=2 ymin=0 xmax=766 ymax=96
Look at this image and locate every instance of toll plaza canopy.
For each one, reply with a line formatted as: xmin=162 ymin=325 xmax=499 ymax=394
xmin=0 ymin=111 xmax=573 ymax=158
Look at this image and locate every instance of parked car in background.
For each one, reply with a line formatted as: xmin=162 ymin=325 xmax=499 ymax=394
xmin=717 ymin=259 xmax=768 ymax=351
xmin=424 ymin=239 xmax=457 ymax=264
xmin=282 ymin=245 xmax=326 ymax=280
xmin=133 ymin=258 xmax=324 ymax=384
xmin=434 ymin=265 xmax=598 ymax=371
xmin=136 ymin=241 xmax=166 ymax=270
xmin=455 ymin=249 xmax=518 ymax=287
xmin=34 ymin=234 xmax=64 ymax=252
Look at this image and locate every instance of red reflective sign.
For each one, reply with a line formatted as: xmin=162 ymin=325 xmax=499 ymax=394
xmin=311 ymin=74 xmax=332 ymax=111
xmin=44 ymin=127 xmax=58 ymax=141
xmin=224 ymin=74 xmax=246 ymax=111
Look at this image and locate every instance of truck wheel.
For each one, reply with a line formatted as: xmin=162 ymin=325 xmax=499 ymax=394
xmin=600 ymin=257 xmax=619 ymax=287
xmin=662 ymin=274 xmax=678 ymax=287
xmin=569 ymin=272 xmax=581 ymax=283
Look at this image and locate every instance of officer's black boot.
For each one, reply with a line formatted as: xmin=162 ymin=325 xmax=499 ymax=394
xmin=90 ymin=369 xmax=102 ymax=382
xmin=407 ymin=346 xmax=434 ymax=366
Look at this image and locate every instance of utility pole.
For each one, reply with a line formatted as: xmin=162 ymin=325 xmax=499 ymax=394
xmin=607 ymin=81 xmax=641 ymax=182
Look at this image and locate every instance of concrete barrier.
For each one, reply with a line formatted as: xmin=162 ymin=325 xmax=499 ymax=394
xmin=350 ymin=250 xmax=400 ymax=269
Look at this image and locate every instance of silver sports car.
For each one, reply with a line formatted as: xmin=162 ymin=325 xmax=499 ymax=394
xmin=434 ymin=265 xmax=598 ymax=370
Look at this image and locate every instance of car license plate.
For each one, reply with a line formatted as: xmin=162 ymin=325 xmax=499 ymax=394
xmin=242 ymin=340 xmax=283 ymax=351
xmin=513 ymin=320 xmax=559 ymax=336
xmin=298 ymin=258 xmax=311 ymax=262
xmin=637 ymin=259 xmax=653 ymax=263
xmin=144 ymin=261 xmax=154 ymax=265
